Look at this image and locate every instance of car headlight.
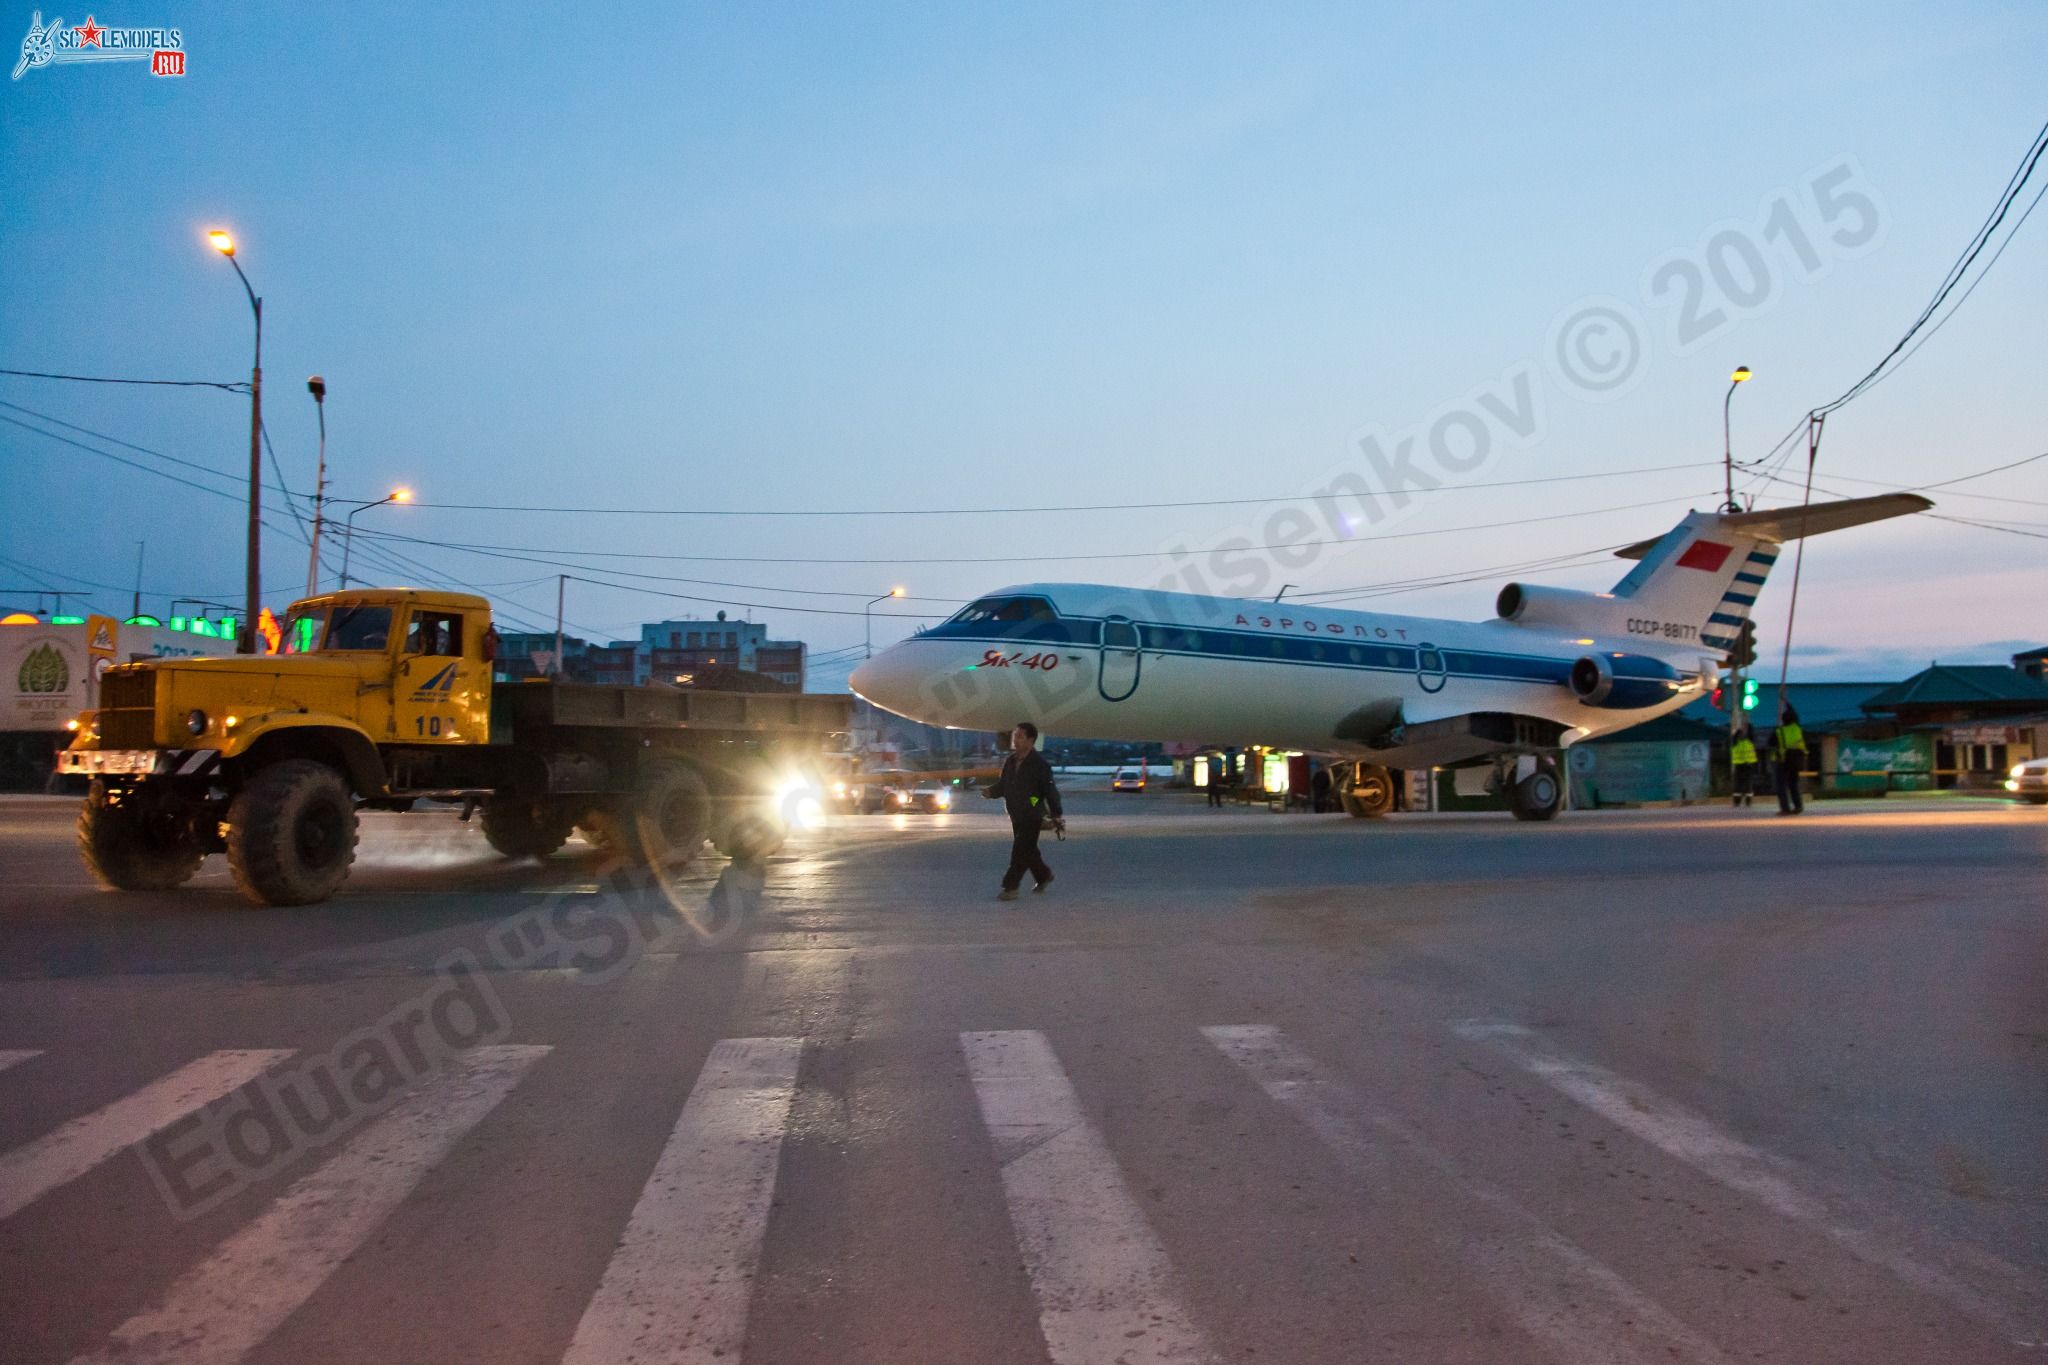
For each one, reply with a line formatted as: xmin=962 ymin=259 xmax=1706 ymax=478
xmin=2013 ymin=764 xmax=2030 ymax=778
xmin=185 ymin=708 xmax=209 ymax=736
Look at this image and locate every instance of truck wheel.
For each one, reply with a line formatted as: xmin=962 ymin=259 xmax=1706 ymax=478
xmin=1343 ymin=764 xmax=1395 ymax=819
xmin=77 ymin=780 xmax=206 ymax=891
xmin=717 ymin=813 xmax=784 ymax=864
xmin=480 ymin=797 xmax=572 ymax=860
xmin=1509 ymin=759 xmax=1564 ymax=822
xmin=624 ymin=763 xmax=712 ymax=868
xmin=226 ymin=760 xmax=359 ymax=906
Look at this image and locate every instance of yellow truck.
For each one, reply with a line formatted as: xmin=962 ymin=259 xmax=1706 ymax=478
xmin=58 ymin=588 xmax=851 ymax=905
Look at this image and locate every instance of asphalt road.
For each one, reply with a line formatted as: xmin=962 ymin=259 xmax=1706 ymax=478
xmin=1 ymin=788 xmax=2043 ymax=1365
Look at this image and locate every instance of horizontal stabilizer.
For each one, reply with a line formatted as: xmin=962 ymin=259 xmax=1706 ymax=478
xmin=1614 ymin=493 xmax=1932 ymax=560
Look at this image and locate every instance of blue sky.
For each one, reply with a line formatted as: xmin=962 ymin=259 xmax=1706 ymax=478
xmin=3 ymin=2 xmax=2043 ymax=686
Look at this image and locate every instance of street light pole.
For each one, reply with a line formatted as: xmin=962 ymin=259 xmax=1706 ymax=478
xmin=305 ymin=377 xmax=327 ymax=596
xmin=208 ymin=229 xmax=261 ymax=653
xmin=339 ymin=488 xmax=412 ymax=588
xmin=864 ymin=586 xmax=906 ymax=658
xmin=1722 ymin=364 xmax=1751 ymax=513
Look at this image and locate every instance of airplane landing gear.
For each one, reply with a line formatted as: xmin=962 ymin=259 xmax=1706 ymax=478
xmin=1339 ymin=762 xmax=1396 ymax=818
xmin=1504 ymin=753 xmax=1565 ymax=822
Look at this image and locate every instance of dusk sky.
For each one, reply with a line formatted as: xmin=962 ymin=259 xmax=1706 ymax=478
xmin=3 ymin=3 xmax=2042 ymax=688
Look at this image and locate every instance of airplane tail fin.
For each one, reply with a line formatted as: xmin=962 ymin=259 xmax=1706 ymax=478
xmin=1608 ymin=493 xmax=1931 ymax=654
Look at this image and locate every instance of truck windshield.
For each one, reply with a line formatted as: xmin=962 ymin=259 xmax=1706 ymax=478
xmin=281 ymin=609 xmax=324 ymax=654
xmin=324 ymin=605 xmax=395 ymax=651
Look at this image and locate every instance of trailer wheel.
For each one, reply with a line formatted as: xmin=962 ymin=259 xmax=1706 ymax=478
xmin=77 ymin=780 xmax=207 ymax=892
xmin=1509 ymin=758 xmax=1564 ymax=822
xmin=226 ymin=760 xmax=359 ymax=905
xmin=479 ymin=796 xmax=572 ymax=860
xmin=1342 ymin=764 xmax=1395 ymax=819
xmin=623 ymin=763 xmax=712 ymax=868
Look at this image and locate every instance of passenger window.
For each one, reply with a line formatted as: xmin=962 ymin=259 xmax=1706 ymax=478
xmin=404 ymin=610 xmax=464 ymax=657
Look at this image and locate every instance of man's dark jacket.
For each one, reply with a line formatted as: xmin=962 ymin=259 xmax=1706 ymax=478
xmin=985 ymin=750 xmax=1063 ymax=823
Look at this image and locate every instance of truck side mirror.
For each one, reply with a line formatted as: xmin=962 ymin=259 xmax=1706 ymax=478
xmin=482 ymin=626 xmax=500 ymax=663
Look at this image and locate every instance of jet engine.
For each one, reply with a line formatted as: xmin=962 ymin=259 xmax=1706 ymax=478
xmin=1569 ymin=652 xmax=1686 ymax=710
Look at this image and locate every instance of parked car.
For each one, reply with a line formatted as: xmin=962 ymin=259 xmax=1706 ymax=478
xmin=1111 ymin=766 xmax=1147 ymax=792
xmin=2006 ymin=757 xmax=2048 ymax=805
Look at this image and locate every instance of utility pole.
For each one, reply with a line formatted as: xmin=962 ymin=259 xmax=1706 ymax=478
xmin=555 ymin=574 xmax=566 ymax=677
xmin=306 ymin=377 xmax=327 ymax=596
xmin=130 ymin=541 xmax=144 ymax=619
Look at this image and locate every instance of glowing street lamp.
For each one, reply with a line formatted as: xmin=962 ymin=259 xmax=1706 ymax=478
xmin=865 ymin=586 xmax=906 ymax=658
xmin=1722 ymin=365 xmax=1752 ymax=513
xmin=207 ymin=226 xmax=264 ymax=652
xmin=339 ymin=488 xmax=415 ymax=588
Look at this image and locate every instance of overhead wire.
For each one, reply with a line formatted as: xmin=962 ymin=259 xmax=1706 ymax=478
xmin=0 ymin=367 xmax=250 ymax=393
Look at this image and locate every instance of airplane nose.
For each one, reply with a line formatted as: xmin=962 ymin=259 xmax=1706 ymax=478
xmin=848 ymin=650 xmax=909 ymax=715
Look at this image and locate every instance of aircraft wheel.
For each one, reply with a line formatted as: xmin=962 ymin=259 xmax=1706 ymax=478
xmin=1344 ymin=764 xmax=1395 ymax=819
xmin=1509 ymin=757 xmax=1564 ymax=822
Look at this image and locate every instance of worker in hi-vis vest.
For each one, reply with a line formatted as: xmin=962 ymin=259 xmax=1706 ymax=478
xmin=1772 ymin=705 xmax=1808 ymax=816
xmin=1730 ymin=725 xmax=1758 ymax=808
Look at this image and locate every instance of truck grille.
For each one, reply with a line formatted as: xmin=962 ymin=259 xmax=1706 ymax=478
xmin=97 ymin=670 xmax=158 ymax=748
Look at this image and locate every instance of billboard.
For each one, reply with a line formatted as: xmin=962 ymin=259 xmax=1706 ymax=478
xmin=0 ymin=622 xmax=231 ymax=732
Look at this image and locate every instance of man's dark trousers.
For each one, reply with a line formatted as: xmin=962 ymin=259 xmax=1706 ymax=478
xmin=1003 ymin=815 xmax=1052 ymax=891
xmin=1775 ymin=752 xmax=1806 ymax=814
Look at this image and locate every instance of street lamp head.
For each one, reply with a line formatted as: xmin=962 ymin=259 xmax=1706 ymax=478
xmin=1730 ymin=365 xmax=1752 ymax=383
xmin=391 ymin=487 xmax=413 ymax=504
xmin=206 ymin=228 xmax=236 ymax=257
xmin=307 ymin=376 xmax=325 ymax=402
xmin=889 ymin=586 xmax=905 ymax=597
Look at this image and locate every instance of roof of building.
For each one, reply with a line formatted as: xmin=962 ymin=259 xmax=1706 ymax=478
xmin=1860 ymin=665 xmax=2048 ymax=712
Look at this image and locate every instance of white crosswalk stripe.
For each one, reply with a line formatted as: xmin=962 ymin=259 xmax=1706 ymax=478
xmin=559 ymin=1036 xmax=803 ymax=1365
xmin=962 ymin=1028 xmax=1220 ymax=1365
xmin=1205 ymin=1024 xmax=1735 ymax=1365
xmin=0 ymin=1049 xmax=291 ymax=1223
xmin=1453 ymin=1019 xmax=2048 ymax=1347
xmin=0 ymin=1048 xmax=42 ymax=1075
xmin=70 ymin=1044 xmax=550 ymax=1365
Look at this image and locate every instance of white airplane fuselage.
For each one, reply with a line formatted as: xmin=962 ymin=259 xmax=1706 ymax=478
xmin=849 ymin=581 xmax=1713 ymax=767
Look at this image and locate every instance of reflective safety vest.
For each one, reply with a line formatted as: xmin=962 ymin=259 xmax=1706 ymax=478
xmin=1731 ymin=737 xmax=1757 ymax=765
xmin=1774 ymin=722 xmax=1806 ymax=755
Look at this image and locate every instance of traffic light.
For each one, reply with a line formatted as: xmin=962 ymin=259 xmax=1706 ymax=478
xmin=1710 ymin=684 xmax=1726 ymax=711
xmin=1730 ymin=619 xmax=1759 ymax=670
xmin=1741 ymin=678 xmax=1760 ymax=711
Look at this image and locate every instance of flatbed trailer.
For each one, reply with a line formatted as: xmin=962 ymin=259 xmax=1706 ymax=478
xmin=57 ymin=588 xmax=852 ymax=905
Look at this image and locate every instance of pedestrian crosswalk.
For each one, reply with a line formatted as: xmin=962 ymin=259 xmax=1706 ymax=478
xmin=0 ymin=1022 xmax=2039 ymax=1365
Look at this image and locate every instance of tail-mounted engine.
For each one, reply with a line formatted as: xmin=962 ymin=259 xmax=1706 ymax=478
xmin=1569 ymin=652 xmax=1686 ymax=710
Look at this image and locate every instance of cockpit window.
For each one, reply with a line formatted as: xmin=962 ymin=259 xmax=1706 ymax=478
xmin=950 ymin=596 xmax=1057 ymax=624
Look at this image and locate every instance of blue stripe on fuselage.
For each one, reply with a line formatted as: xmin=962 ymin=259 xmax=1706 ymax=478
xmin=919 ymin=614 xmax=1583 ymax=686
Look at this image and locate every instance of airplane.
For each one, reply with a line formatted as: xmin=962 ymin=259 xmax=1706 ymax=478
xmin=848 ymin=492 xmax=1932 ymax=820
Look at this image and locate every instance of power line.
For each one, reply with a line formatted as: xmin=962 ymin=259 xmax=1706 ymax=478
xmin=397 ymin=461 xmax=1721 ymax=519
xmin=349 ymin=490 xmax=1720 ymax=570
xmin=0 ymin=367 xmax=249 ymax=393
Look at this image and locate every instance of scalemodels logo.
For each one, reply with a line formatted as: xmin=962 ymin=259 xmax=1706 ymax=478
xmin=12 ymin=10 xmax=184 ymax=80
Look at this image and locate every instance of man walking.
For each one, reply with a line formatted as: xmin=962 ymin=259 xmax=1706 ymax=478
xmin=984 ymin=721 xmax=1064 ymax=900
xmin=1730 ymin=723 xmax=1757 ymax=808
xmin=1773 ymin=705 xmax=1807 ymax=816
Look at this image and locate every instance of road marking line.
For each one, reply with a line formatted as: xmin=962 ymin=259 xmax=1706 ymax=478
xmin=1204 ymin=1025 xmax=1734 ymax=1365
xmin=71 ymin=1044 xmax=549 ymax=1365
xmin=0 ymin=1049 xmax=291 ymax=1223
xmin=559 ymin=1037 xmax=802 ymax=1365
xmin=1453 ymin=1020 xmax=2047 ymax=1345
xmin=0 ymin=1049 xmax=42 ymax=1075
xmin=961 ymin=1029 xmax=1219 ymax=1365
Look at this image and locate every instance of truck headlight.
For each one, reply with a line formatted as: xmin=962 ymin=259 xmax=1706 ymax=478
xmin=185 ymin=709 xmax=209 ymax=735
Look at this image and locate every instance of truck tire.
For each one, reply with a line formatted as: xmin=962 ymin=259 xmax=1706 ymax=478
xmin=623 ymin=763 xmax=712 ymax=868
xmin=479 ymin=797 xmax=572 ymax=860
xmin=717 ymin=812 xmax=785 ymax=865
xmin=77 ymin=780 xmax=206 ymax=891
xmin=1342 ymin=764 xmax=1395 ymax=819
xmin=1509 ymin=759 xmax=1564 ymax=822
xmin=226 ymin=760 xmax=359 ymax=906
